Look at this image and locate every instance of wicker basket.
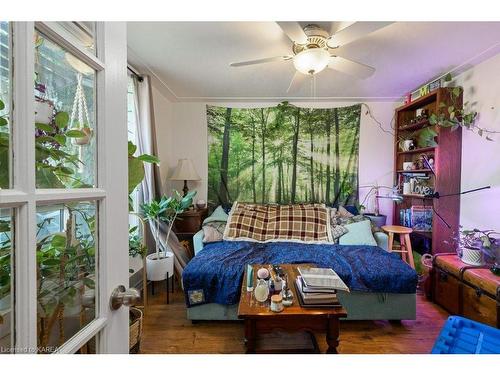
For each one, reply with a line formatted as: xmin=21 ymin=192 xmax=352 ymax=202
xmin=129 ymin=307 xmax=143 ymax=354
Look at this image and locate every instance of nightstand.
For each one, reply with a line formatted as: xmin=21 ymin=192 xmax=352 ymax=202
xmin=173 ymin=207 xmax=208 ymax=258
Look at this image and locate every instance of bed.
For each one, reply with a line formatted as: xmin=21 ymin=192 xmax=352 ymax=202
xmin=182 ymin=236 xmax=418 ymax=321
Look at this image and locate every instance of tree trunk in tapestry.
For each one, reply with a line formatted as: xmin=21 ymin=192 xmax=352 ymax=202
xmin=206 ymin=104 xmax=361 ymax=209
xmin=218 ymin=107 xmax=232 ymax=207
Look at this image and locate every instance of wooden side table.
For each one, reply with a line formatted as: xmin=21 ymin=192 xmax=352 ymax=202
xmin=173 ymin=207 xmax=208 ymax=258
xmin=238 ymin=264 xmax=347 ymax=354
xmin=382 ymin=225 xmax=415 ymax=269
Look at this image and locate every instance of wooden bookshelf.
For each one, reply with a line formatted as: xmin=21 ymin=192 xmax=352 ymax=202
xmin=393 ymin=88 xmax=462 ymax=254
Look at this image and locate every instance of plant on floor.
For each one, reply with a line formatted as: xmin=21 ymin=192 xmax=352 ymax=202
xmin=141 ymin=190 xmax=196 ymax=261
xmin=428 ymin=73 xmax=498 ymax=141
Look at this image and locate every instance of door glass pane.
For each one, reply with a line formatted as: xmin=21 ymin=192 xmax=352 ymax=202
xmin=36 ymin=202 xmax=97 ymax=353
xmin=34 ymin=31 xmax=96 ymax=189
xmin=0 ymin=21 xmax=11 ymax=189
xmin=55 ymin=22 xmax=95 ymax=55
xmin=0 ymin=209 xmax=13 ymax=354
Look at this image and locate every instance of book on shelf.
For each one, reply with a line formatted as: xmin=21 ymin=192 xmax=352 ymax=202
xmin=296 ymin=267 xmax=350 ymax=292
xmin=399 ymin=205 xmax=433 ymax=231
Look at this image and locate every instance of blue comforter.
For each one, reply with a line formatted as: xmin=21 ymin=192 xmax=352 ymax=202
xmin=182 ymin=241 xmax=418 ymax=306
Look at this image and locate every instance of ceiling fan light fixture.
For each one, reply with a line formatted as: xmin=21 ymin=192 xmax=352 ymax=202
xmin=293 ymin=48 xmax=330 ymax=75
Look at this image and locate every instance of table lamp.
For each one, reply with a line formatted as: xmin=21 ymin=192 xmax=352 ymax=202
xmin=170 ymin=158 xmax=201 ymax=197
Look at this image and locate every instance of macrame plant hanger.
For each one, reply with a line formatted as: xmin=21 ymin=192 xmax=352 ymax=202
xmin=69 ymin=72 xmax=93 ymax=170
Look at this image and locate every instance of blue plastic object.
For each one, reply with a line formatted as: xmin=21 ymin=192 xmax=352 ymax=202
xmin=432 ymin=315 xmax=500 ymax=354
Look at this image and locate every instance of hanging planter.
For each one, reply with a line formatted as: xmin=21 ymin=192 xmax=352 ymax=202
xmin=72 ymin=126 xmax=93 ymax=146
xmin=69 ymin=72 xmax=94 ymax=147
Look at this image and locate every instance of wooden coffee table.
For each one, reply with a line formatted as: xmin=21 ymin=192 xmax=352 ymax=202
xmin=238 ymin=264 xmax=347 ymax=354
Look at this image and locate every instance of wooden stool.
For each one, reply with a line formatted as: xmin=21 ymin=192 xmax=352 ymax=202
xmin=381 ymin=225 xmax=415 ymax=269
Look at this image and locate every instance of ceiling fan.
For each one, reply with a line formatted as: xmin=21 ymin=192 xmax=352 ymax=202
xmin=230 ymin=22 xmax=392 ymax=93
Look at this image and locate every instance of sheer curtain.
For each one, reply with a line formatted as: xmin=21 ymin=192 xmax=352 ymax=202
xmin=131 ymin=74 xmax=190 ymax=277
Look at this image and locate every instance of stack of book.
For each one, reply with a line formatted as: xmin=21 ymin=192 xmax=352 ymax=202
xmin=295 ymin=267 xmax=349 ymax=308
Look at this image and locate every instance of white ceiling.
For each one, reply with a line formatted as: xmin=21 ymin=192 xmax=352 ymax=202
xmin=127 ymin=22 xmax=500 ymax=102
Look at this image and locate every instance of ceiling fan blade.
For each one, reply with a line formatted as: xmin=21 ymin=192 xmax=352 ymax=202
xmin=286 ymin=71 xmax=307 ymax=94
xmin=276 ymin=22 xmax=308 ymax=44
xmin=327 ymin=22 xmax=393 ymax=48
xmin=230 ymin=55 xmax=291 ymax=67
xmin=328 ymin=56 xmax=375 ymax=79
xmin=328 ymin=21 xmax=355 ymax=36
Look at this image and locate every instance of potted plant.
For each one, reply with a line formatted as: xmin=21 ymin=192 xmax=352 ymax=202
xmin=141 ymin=190 xmax=196 ymax=281
xmin=476 ymin=230 xmax=500 ymax=276
xmin=455 ymin=228 xmax=500 ymax=267
xmin=71 ymin=124 xmax=93 ymax=146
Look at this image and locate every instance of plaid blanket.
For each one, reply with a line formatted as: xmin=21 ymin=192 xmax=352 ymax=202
xmin=223 ymin=202 xmax=332 ymax=243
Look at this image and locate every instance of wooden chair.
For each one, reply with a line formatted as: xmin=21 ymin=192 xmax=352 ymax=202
xmin=381 ymin=225 xmax=415 ymax=269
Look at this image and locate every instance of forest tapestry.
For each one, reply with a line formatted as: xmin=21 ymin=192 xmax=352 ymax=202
xmin=207 ymin=103 xmax=361 ymax=208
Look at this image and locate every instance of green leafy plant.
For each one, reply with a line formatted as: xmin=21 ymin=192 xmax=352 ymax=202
xmin=128 ymin=140 xmax=160 ymax=210
xmin=129 ymin=225 xmax=147 ymax=259
xmin=428 ymin=73 xmax=498 ymax=141
xmin=0 ymin=218 xmax=11 ymax=302
xmin=141 ymin=190 xmax=196 ymax=260
xmin=0 ymin=99 xmax=10 ymax=189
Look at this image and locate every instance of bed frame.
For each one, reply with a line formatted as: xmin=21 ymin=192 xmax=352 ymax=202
xmin=187 ymin=230 xmax=417 ymax=321
xmin=187 ymin=292 xmax=416 ymax=321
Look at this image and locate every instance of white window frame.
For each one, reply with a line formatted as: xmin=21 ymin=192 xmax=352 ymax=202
xmin=0 ymin=21 xmax=128 ymax=354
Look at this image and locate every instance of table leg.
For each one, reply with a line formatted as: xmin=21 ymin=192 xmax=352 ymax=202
xmin=244 ymin=319 xmax=256 ymax=354
xmin=326 ymin=317 xmax=340 ymax=354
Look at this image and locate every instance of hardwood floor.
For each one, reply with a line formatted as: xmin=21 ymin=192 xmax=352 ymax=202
xmin=139 ymin=281 xmax=449 ymax=354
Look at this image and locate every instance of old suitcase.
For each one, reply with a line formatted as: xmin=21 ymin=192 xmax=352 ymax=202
xmin=432 ymin=254 xmax=500 ymax=328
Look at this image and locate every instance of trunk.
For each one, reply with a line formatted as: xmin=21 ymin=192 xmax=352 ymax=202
xmin=275 ymin=153 xmax=281 ymax=203
xmin=319 ymin=160 xmax=323 ymax=202
xmin=333 ymin=107 xmax=340 ymax=204
xmin=291 ymin=108 xmax=300 ymax=203
xmin=280 ymin=149 xmax=285 ymax=204
xmin=260 ymin=108 xmax=267 ymax=203
xmin=235 ymin=150 xmax=240 ymax=199
xmin=219 ymin=107 xmax=232 ymax=207
xmin=251 ymin=117 xmax=256 ymax=203
xmin=285 ymin=164 xmax=290 ymax=203
xmin=309 ymin=130 xmax=315 ymax=203
xmin=325 ymin=110 xmax=332 ymax=204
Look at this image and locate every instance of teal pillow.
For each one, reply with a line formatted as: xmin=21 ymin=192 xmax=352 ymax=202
xmin=339 ymin=220 xmax=377 ymax=246
xmin=203 ymin=205 xmax=229 ymax=225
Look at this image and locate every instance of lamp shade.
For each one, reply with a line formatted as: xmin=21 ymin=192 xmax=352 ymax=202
xmin=293 ymin=48 xmax=330 ymax=75
xmin=170 ymin=158 xmax=201 ymax=181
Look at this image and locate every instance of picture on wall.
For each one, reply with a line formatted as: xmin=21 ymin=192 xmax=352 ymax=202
xmin=207 ymin=103 xmax=361 ymax=208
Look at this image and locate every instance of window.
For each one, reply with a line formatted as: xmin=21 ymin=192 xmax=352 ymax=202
xmin=0 ymin=21 xmax=11 ymax=189
xmin=34 ymin=31 xmax=96 ymax=189
xmin=127 ymin=75 xmax=140 ymax=212
xmin=36 ymin=202 xmax=97 ymax=353
xmin=0 ymin=209 xmax=13 ymax=354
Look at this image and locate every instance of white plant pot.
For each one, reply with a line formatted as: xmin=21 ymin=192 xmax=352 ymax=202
xmin=35 ymin=99 xmax=54 ymax=124
xmin=460 ymin=246 xmax=484 ymax=266
xmin=146 ymin=252 xmax=174 ymax=281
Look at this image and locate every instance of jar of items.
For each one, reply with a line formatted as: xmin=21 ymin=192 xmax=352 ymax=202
xmin=254 ymin=279 xmax=270 ymax=303
xmin=270 ymin=294 xmax=284 ymax=313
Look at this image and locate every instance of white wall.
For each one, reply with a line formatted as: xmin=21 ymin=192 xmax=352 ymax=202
xmin=144 ymin=52 xmax=500 ymax=234
xmin=453 ymin=53 xmax=500 ymax=232
xmin=154 ymin=100 xmax=397 ymax=223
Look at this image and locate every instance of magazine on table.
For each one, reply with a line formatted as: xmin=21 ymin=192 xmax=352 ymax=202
xmin=297 ymin=267 xmax=350 ymax=292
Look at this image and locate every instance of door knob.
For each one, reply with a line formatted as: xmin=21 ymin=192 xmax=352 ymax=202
xmin=110 ymin=285 xmax=141 ymax=310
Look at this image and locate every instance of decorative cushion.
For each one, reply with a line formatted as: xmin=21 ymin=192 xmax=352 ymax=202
xmin=224 ymin=202 xmax=332 ymax=244
xmin=203 ymin=205 xmax=228 ymax=225
xmin=339 ymin=219 xmax=377 ymax=246
xmin=202 ymin=222 xmax=226 ymax=243
xmin=330 ymin=223 xmax=348 ymax=241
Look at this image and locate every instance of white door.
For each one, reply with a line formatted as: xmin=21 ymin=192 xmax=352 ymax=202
xmin=0 ymin=21 xmax=129 ymax=354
